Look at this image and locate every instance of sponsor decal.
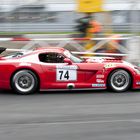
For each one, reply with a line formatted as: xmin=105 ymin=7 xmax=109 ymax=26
xmin=92 ymin=84 xmax=105 ymax=87
xmin=19 ymin=62 xmax=31 ymax=66
xmin=87 ymin=58 xmax=103 ymax=63
xmin=96 ymin=75 xmax=104 ymax=78
xmin=136 ymin=82 xmax=140 ymax=85
xmin=57 ymin=65 xmax=77 ymax=70
xmin=96 ymin=79 xmax=104 ymax=83
xmin=104 ymin=63 xmax=116 ymax=69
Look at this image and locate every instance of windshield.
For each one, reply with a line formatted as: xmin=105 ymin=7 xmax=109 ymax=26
xmin=64 ymin=50 xmax=84 ymax=63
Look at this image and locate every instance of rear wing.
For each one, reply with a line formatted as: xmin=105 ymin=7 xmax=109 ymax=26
xmin=72 ymin=51 xmax=127 ymax=58
xmin=0 ymin=47 xmax=30 ymax=54
xmin=0 ymin=47 xmax=6 ymax=54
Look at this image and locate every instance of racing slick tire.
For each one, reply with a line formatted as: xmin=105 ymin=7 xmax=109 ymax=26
xmin=108 ymin=69 xmax=131 ymax=92
xmin=11 ymin=70 xmax=38 ymax=95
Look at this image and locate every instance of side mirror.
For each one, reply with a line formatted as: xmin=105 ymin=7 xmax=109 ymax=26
xmin=64 ymin=58 xmax=72 ymax=65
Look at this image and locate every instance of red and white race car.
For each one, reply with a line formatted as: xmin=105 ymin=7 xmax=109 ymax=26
xmin=0 ymin=47 xmax=139 ymax=95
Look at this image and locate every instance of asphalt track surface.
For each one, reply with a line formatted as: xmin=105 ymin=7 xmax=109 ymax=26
xmin=0 ymin=90 xmax=140 ymax=140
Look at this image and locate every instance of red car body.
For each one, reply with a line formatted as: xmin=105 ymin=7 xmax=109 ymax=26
xmin=0 ymin=47 xmax=140 ymax=94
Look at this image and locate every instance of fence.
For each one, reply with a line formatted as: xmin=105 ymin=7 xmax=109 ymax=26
xmin=0 ymin=36 xmax=140 ymax=63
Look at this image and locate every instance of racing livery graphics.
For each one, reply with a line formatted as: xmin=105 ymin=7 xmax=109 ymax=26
xmin=0 ymin=47 xmax=139 ymax=95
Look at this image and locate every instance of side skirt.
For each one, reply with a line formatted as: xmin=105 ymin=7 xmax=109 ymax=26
xmin=40 ymin=88 xmax=106 ymax=92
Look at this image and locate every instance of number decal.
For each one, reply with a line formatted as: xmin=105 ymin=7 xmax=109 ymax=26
xmin=59 ymin=71 xmax=70 ymax=80
xmin=59 ymin=71 xmax=63 ymax=80
xmin=64 ymin=71 xmax=69 ymax=80
xmin=56 ymin=65 xmax=77 ymax=81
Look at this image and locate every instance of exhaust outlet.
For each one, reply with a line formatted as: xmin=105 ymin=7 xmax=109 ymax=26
xmin=67 ymin=83 xmax=75 ymax=89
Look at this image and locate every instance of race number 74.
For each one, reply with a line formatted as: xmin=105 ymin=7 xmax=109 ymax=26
xmin=56 ymin=67 xmax=77 ymax=81
xmin=59 ymin=70 xmax=69 ymax=80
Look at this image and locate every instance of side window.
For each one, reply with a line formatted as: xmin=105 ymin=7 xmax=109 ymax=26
xmin=39 ymin=53 xmax=65 ymax=63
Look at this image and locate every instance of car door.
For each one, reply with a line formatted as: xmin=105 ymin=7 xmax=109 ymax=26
xmin=39 ymin=52 xmax=86 ymax=89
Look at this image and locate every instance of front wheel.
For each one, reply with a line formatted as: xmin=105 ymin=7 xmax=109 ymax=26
xmin=11 ymin=70 xmax=38 ymax=95
xmin=108 ymin=69 xmax=131 ymax=92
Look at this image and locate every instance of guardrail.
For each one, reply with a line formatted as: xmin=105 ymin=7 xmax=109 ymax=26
xmin=0 ymin=23 xmax=140 ymax=32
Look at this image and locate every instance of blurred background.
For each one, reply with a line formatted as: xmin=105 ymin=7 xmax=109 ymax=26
xmin=0 ymin=0 xmax=139 ymax=64
xmin=0 ymin=0 xmax=139 ymax=34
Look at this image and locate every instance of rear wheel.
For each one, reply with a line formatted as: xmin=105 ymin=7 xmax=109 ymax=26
xmin=11 ymin=70 xmax=38 ymax=95
xmin=108 ymin=69 xmax=131 ymax=92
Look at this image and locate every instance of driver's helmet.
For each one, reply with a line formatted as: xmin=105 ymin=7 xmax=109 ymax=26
xmin=57 ymin=55 xmax=64 ymax=63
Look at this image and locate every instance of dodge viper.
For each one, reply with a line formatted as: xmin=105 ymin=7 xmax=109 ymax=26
xmin=0 ymin=47 xmax=139 ymax=95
